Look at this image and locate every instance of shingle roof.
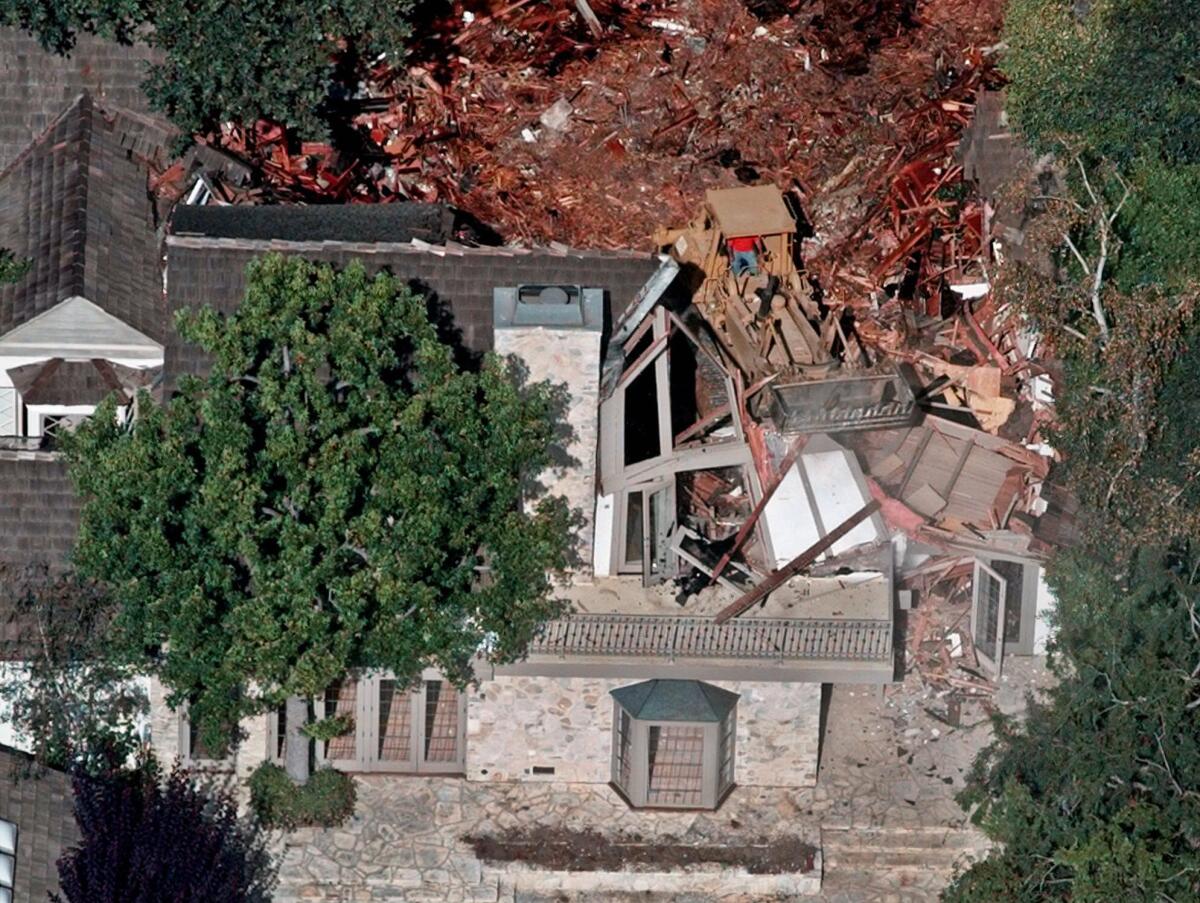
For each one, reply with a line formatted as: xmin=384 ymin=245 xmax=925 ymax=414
xmin=0 ymin=746 xmax=78 ymax=902
xmin=7 ymin=358 xmax=155 ymax=405
xmin=165 ymin=213 xmax=660 ymax=384
xmin=172 ymin=202 xmax=480 ymax=245
xmin=0 ymin=27 xmax=163 ymax=171
xmin=0 ymin=92 xmax=168 ymax=342
xmin=611 ymin=679 xmax=740 ymax=722
xmin=0 ymin=453 xmax=80 ymax=566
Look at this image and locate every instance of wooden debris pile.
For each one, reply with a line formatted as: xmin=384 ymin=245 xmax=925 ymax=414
xmin=158 ymin=0 xmax=1004 ymax=312
xmin=902 ymin=558 xmax=998 ymax=697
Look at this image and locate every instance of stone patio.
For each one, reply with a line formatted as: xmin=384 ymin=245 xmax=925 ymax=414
xmin=272 ymin=658 xmax=1054 ymax=902
xmin=275 ymin=777 xmax=822 ymax=902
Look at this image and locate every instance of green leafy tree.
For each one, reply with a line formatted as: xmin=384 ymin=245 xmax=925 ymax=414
xmin=947 ymin=5 xmax=1200 ymax=898
xmin=0 ymin=563 xmax=147 ymax=775
xmin=944 ymin=544 xmax=1200 ymax=902
xmin=1003 ymin=0 xmax=1200 ymax=167
xmin=62 ymin=255 xmax=572 ymax=782
xmin=0 ymin=0 xmax=416 ymax=137
xmin=0 ymin=248 xmax=29 ymax=284
xmin=1003 ymin=0 xmax=1200 ymax=289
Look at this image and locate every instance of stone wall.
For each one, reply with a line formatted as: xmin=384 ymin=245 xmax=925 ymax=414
xmin=493 ymin=327 xmax=601 ymax=575
xmin=466 ymin=676 xmax=821 ymax=789
xmin=466 ymin=676 xmax=614 ymax=783
xmin=737 ymin=681 xmax=821 ymax=787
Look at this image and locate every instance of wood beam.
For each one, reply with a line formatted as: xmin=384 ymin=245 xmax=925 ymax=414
xmin=707 ymin=432 xmax=809 ymax=586
xmin=714 ymin=500 xmax=882 ymax=624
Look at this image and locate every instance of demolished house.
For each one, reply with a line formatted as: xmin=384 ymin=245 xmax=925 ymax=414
xmin=144 ymin=181 xmax=1066 ymax=839
xmin=0 ymin=63 xmax=1066 ymax=819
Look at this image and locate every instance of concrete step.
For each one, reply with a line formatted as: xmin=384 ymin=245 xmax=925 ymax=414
xmin=822 ymin=826 xmax=989 ymax=872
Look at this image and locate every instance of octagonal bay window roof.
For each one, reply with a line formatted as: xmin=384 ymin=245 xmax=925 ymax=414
xmin=610 ymin=679 xmax=739 ymax=810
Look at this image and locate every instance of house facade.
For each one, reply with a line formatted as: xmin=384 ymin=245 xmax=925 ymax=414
xmin=0 ymin=27 xmax=1071 ymax=900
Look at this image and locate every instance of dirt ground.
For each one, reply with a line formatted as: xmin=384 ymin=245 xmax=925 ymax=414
xmin=814 ymin=655 xmax=1056 ymax=901
xmin=467 ymin=826 xmax=817 ymax=874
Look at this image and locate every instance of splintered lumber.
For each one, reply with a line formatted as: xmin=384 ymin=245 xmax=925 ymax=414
xmin=574 ymin=0 xmax=604 ymax=38
xmin=707 ymin=433 xmax=810 ymax=586
xmin=714 ymin=499 xmax=882 ymax=623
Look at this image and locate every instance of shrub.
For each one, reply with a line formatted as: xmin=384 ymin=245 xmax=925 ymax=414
xmin=248 ymin=762 xmax=357 ymax=830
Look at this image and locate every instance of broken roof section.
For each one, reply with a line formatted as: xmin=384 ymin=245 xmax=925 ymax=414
xmin=761 ymin=433 xmax=887 ymax=568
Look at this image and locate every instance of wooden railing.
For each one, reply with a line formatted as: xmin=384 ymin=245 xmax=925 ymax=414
xmin=528 ymin=614 xmax=892 ymax=662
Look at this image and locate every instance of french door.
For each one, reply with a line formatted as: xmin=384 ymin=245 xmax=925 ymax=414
xmin=317 ymin=672 xmax=466 ymax=773
xmin=971 ymin=561 xmax=1008 ymax=680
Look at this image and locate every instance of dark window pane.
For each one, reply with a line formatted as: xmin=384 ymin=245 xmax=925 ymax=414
xmin=615 ymin=710 xmax=632 ymax=790
xmin=624 ymin=365 xmax=661 ymax=466
xmin=275 ymin=703 xmax=287 ymax=760
xmin=422 ymin=680 xmax=459 ymax=763
xmin=323 ymin=679 xmax=357 ymax=760
xmin=189 ymin=718 xmax=233 ymax=761
xmin=624 ymin=492 xmax=644 ymax=565
xmin=378 ymin=680 xmax=413 ymax=762
xmin=975 ymin=570 xmax=1002 ymax=650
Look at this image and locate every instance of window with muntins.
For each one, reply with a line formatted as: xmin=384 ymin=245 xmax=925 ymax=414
xmin=610 ymin=679 xmax=739 ymax=810
xmin=271 ymin=672 xmax=465 ymax=774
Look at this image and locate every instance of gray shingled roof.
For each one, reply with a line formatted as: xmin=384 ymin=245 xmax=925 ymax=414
xmin=165 ymin=215 xmax=660 ymax=385
xmin=0 ymin=454 xmax=80 ymax=566
xmin=0 ymin=746 xmax=77 ymax=902
xmin=7 ymin=358 xmax=154 ymax=405
xmin=0 ymin=92 xmax=168 ymax=342
xmin=172 ymin=202 xmax=473 ymax=245
xmin=611 ymin=679 xmax=740 ymax=722
xmin=0 ymin=27 xmax=163 ymax=171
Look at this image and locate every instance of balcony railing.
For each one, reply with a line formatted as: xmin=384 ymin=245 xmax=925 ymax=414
xmin=528 ymin=614 xmax=892 ymax=662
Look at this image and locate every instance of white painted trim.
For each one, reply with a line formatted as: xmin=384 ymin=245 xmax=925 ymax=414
xmin=0 ymin=296 xmax=163 ymax=361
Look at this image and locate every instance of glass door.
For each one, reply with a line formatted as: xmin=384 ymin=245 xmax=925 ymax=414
xmin=972 ymin=560 xmax=1008 ymax=679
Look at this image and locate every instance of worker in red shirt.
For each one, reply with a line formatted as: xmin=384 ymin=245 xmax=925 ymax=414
xmin=728 ymin=235 xmax=762 ymax=276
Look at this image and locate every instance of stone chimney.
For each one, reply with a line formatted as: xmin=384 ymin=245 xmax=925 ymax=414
xmin=493 ymin=284 xmax=604 ymax=577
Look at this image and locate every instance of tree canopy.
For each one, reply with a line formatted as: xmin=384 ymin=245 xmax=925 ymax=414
xmin=63 ymin=255 xmax=572 ymax=747
xmin=1003 ymin=0 xmax=1200 ymax=168
xmin=945 ymin=2 xmax=1200 ymax=899
xmin=0 ymin=0 xmax=417 ymax=136
xmin=0 ymin=248 xmax=29 ymax=284
xmin=0 ymin=563 xmax=147 ymax=776
xmin=1004 ymin=0 xmax=1200 ymax=289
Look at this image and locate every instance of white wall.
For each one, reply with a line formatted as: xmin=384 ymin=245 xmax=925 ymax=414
xmin=1034 ymin=566 xmax=1057 ymax=655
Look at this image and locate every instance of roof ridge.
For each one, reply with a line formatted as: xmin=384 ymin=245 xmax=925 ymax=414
xmin=0 ymin=91 xmax=92 ymax=186
xmin=165 ymin=233 xmax=652 ymax=261
xmin=71 ymin=92 xmax=95 ymax=303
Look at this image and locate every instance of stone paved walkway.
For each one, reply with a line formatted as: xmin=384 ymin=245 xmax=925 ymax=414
xmin=274 ymin=658 xmax=1053 ymax=902
xmin=275 ymin=777 xmax=822 ymax=902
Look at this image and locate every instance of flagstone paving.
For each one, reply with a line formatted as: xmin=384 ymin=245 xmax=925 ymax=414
xmin=272 ymin=657 xmax=1053 ymax=901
